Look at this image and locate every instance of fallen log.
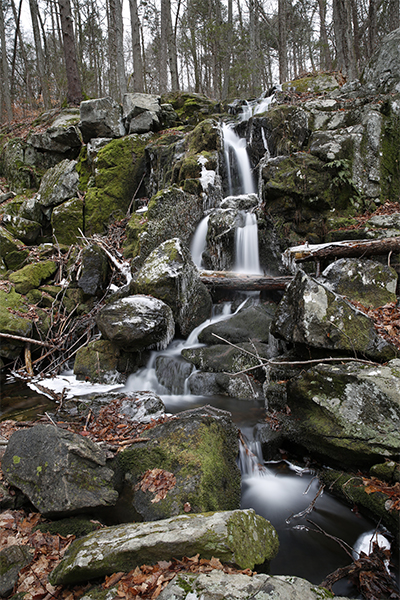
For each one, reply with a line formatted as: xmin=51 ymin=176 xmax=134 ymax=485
xmin=199 ymin=270 xmax=292 ymax=290
xmin=284 ymin=237 xmax=400 ymax=266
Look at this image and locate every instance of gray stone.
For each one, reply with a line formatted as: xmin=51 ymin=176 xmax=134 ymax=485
xmin=96 ymin=295 xmax=175 ymax=352
xmin=77 ymin=244 xmax=110 ymax=296
xmin=73 ymin=339 xmax=142 ymax=384
xmin=49 ymin=509 xmax=279 ymax=585
xmin=182 ymin=342 xmax=277 ymax=375
xmin=79 ymin=97 xmax=126 ymax=143
xmin=51 ymin=197 xmax=84 ymax=245
xmin=367 ymin=212 xmax=400 ymax=229
xmin=123 ymin=92 xmax=162 ymax=122
xmin=361 ymin=28 xmax=400 ymax=93
xmin=129 ymin=111 xmax=160 ymax=134
xmin=284 ymin=359 xmax=400 ymax=465
xmin=1 ymin=213 xmax=42 ymax=245
xmin=186 ymin=371 xmax=264 ymax=400
xmin=321 ymin=258 xmax=397 ymax=308
xmin=271 ymin=270 xmax=398 ymax=362
xmin=0 ymin=226 xmax=29 ymax=270
xmin=36 ymin=159 xmax=79 ymax=211
xmin=133 ymin=238 xmax=212 ymax=336
xmin=157 ymin=570 xmax=350 ymax=600
xmin=0 ymin=545 xmax=34 ymax=597
xmin=2 ymin=424 xmax=118 ymax=517
xmin=28 ymin=108 xmax=82 ymax=153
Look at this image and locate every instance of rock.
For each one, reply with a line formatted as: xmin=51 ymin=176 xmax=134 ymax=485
xmin=186 ymin=371 xmax=264 ymax=400
xmin=202 ymin=207 xmax=237 ymax=271
xmin=181 ymin=342 xmax=274 ymax=375
xmin=361 ymin=28 xmax=400 ymax=93
xmin=118 ymin=391 xmax=165 ymax=422
xmin=0 ymin=544 xmax=34 ymax=597
xmin=370 ymin=460 xmax=400 ymax=483
xmin=155 ymin=355 xmax=195 ymax=394
xmin=283 ymin=359 xmax=400 ymax=466
xmin=0 ymin=288 xmax=33 ymax=358
xmin=271 ymin=269 xmax=398 ymax=362
xmin=321 ymin=258 xmax=398 ymax=308
xmin=129 ymin=111 xmax=160 ymax=133
xmin=157 ymin=570 xmax=349 ymax=600
xmin=28 ymin=108 xmax=82 ymax=154
xmin=284 ymin=72 xmax=340 ymax=94
xmin=0 ymin=226 xmax=29 ymax=270
xmin=0 ymin=139 xmax=39 ymax=192
xmin=133 ymin=238 xmax=212 ymax=336
xmin=1 ymin=213 xmax=42 ymax=245
xmin=198 ymin=303 xmax=277 ymax=345
xmin=77 ymin=244 xmax=110 ymax=297
xmin=79 ymin=97 xmax=126 ymax=143
xmin=84 ymin=134 xmax=150 ymax=235
xmin=51 ymin=197 xmax=84 ymax=245
xmin=125 ymin=187 xmax=203 ymax=265
xmin=73 ymin=339 xmax=145 ymax=384
xmin=35 ymin=159 xmax=79 ymax=212
xmin=116 ymin=406 xmax=241 ymax=521
xmin=2 ymin=424 xmax=118 ymax=517
xmin=8 ymin=260 xmax=58 ymax=295
xmin=49 ymin=509 xmax=278 ymax=585
xmin=96 ymin=295 xmax=175 ymax=352
xmin=123 ymin=92 xmax=162 ymax=123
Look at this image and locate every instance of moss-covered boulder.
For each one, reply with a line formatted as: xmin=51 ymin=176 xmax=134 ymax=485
xmin=1 ymin=213 xmax=42 ymax=245
xmin=51 ymin=197 xmax=84 ymax=245
xmin=124 ymin=186 xmax=203 ymax=265
xmin=8 ymin=260 xmax=58 ymax=295
xmin=0 ymin=226 xmax=29 ymax=270
xmin=283 ymin=73 xmax=340 ymax=94
xmin=271 ymin=270 xmax=398 ymax=362
xmin=0 ymin=138 xmax=39 ymax=192
xmin=283 ymin=360 xmax=400 ymax=467
xmin=181 ymin=342 xmax=271 ymax=376
xmin=36 ymin=159 xmax=79 ymax=211
xmin=96 ymin=295 xmax=175 ymax=352
xmin=115 ymin=406 xmax=241 ymax=521
xmin=0 ymin=288 xmax=33 ymax=358
xmin=0 ymin=544 xmax=34 ymax=597
xmin=84 ymin=134 xmax=150 ymax=234
xmin=133 ymin=238 xmax=212 ymax=336
xmin=321 ymin=258 xmax=398 ymax=308
xmin=1 ymin=423 xmax=119 ymax=517
xmin=161 ymin=92 xmax=220 ymax=125
xmin=73 ymin=339 xmax=146 ymax=384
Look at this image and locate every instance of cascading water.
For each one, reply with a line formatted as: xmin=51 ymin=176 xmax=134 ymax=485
xmin=222 ymin=123 xmax=256 ymax=196
xmin=190 ymin=215 xmax=210 ymax=268
xmin=235 ymin=212 xmax=261 ymax=274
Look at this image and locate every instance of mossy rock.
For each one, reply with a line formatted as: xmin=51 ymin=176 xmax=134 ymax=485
xmin=8 ymin=260 xmax=58 ymax=295
xmin=0 ymin=226 xmax=29 ymax=270
xmin=283 ymin=73 xmax=340 ymax=93
xmin=116 ymin=406 xmax=241 ymax=521
xmin=35 ymin=516 xmax=102 ymax=538
xmin=51 ymin=197 xmax=84 ymax=245
xmin=0 ymin=288 xmax=32 ymax=358
xmin=187 ymin=119 xmax=220 ymax=154
xmin=84 ymin=134 xmax=150 ymax=234
xmin=73 ymin=339 xmax=145 ymax=384
xmin=161 ymin=92 xmax=220 ymax=125
xmin=380 ymin=98 xmax=400 ymax=202
xmin=1 ymin=214 xmax=42 ymax=245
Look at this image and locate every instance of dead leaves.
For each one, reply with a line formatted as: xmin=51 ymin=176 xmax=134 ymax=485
xmin=362 ymin=477 xmax=400 ymax=512
xmin=135 ymin=469 xmax=176 ymax=503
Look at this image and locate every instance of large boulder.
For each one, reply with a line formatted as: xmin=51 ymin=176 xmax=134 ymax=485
xmin=73 ymin=339 xmax=146 ymax=384
xmin=0 ymin=288 xmax=33 ymax=359
xmin=35 ymin=159 xmax=79 ymax=213
xmin=271 ymin=269 xmax=398 ymax=362
xmin=77 ymin=244 xmax=110 ymax=297
xmin=182 ymin=342 xmax=276 ymax=375
xmin=123 ymin=93 xmax=162 ymax=134
xmin=0 ymin=226 xmax=29 ymax=269
xmin=361 ymin=27 xmax=400 ymax=93
xmin=321 ymin=258 xmax=398 ymax=308
xmin=96 ymin=295 xmax=175 ymax=352
xmin=79 ymin=97 xmax=126 ymax=143
xmin=51 ymin=197 xmax=84 ymax=245
xmin=0 ymin=545 xmax=34 ymax=597
xmin=8 ymin=260 xmax=58 ymax=295
xmin=186 ymin=371 xmax=264 ymax=400
xmin=49 ymin=509 xmax=278 ymax=585
xmin=28 ymin=108 xmax=82 ymax=154
xmin=133 ymin=238 xmax=212 ymax=336
xmin=1 ymin=424 xmax=118 ymax=517
xmin=282 ymin=359 xmax=400 ymax=466
xmin=116 ymin=406 xmax=241 ymax=521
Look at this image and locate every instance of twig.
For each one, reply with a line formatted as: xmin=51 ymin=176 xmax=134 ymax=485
xmin=44 ymin=412 xmax=57 ymax=427
xmin=285 ymin=484 xmax=325 ymax=524
xmin=126 ymin=172 xmax=146 ymax=217
xmin=306 ymin=519 xmax=355 ymax=559
xmin=0 ymin=332 xmax=57 ymax=348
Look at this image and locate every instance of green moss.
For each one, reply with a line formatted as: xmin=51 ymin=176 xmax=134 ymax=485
xmin=187 ymin=120 xmax=220 ymax=154
xmin=35 ymin=516 xmax=102 ymax=538
xmin=8 ymin=260 xmax=58 ymax=295
xmin=380 ymin=102 xmax=400 ymax=201
xmin=13 ymin=456 xmax=21 ymax=464
xmin=76 ymin=146 xmax=91 ymax=191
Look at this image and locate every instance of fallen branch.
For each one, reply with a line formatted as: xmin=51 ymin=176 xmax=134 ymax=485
xmin=285 ymin=237 xmax=400 ymax=265
xmin=199 ymin=270 xmax=292 ymax=290
xmin=0 ymin=332 xmax=58 ymax=349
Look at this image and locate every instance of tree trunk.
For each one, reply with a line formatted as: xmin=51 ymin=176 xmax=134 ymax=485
xmin=28 ymin=0 xmax=51 ymax=108
xmin=350 ymin=0 xmax=361 ymax=66
xmin=114 ymin=0 xmax=126 ymax=99
xmin=332 ymin=0 xmax=357 ymax=80
xmin=166 ymin=0 xmax=179 ymax=91
xmin=199 ymin=270 xmax=292 ymax=291
xmin=286 ymin=237 xmax=400 ymax=263
xmin=129 ymin=0 xmax=144 ymax=92
xmin=160 ymin=0 xmax=168 ymax=91
xmin=58 ymin=0 xmax=83 ymax=105
xmin=0 ymin=0 xmax=13 ymax=121
xmin=388 ymin=0 xmax=400 ymax=30
xmin=368 ymin=0 xmax=377 ymax=57
xmin=107 ymin=0 xmax=118 ymax=98
xmin=317 ymin=0 xmax=331 ymax=70
xmin=221 ymin=0 xmax=232 ymax=99
xmin=278 ymin=0 xmax=288 ymax=83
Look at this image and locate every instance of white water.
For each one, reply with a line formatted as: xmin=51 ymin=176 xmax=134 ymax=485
xmin=235 ymin=212 xmax=261 ymax=274
xmin=190 ymin=215 xmax=210 ymax=268
xmin=222 ymin=123 xmax=256 ymax=196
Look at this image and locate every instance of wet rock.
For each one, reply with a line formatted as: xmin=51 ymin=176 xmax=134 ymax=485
xmin=321 ymin=258 xmax=398 ymax=308
xmin=77 ymin=244 xmax=110 ymax=297
xmin=0 ymin=226 xmax=29 ymax=270
xmin=49 ymin=509 xmax=278 ymax=585
xmin=182 ymin=342 xmax=274 ymax=375
xmin=73 ymin=339 xmax=144 ymax=384
xmin=115 ymin=406 xmax=241 ymax=521
xmin=198 ymin=302 xmax=277 ymax=345
xmin=201 ymin=207 xmax=237 ymax=271
xmin=361 ymin=28 xmax=400 ymax=93
xmin=271 ymin=270 xmax=398 ymax=362
xmin=155 ymin=355 xmax=195 ymax=394
xmin=0 ymin=544 xmax=34 ymax=597
xmin=35 ymin=159 xmax=79 ymax=213
xmin=96 ymin=295 xmax=175 ymax=352
xmin=2 ymin=424 xmax=118 ymax=517
xmin=8 ymin=260 xmax=58 ymax=295
xmin=370 ymin=460 xmax=400 ymax=483
xmin=118 ymin=391 xmax=165 ymax=422
xmin=186 ymin=371 xmax=264 ymax=400
xmin=79 ymin=97 xmax=126 ymax=143
xmin=157 ymin=570 xmax=348 ymax=600
xmin=51 ymin=197 xmax=84 ymax=245
xmin=283 ymin=359 xmax=400 ymax=466
xmin=133 ymin=238 xmax=212 ymax=336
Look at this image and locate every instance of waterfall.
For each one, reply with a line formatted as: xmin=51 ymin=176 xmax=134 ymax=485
xmin=234 ymin=212 xmax=261 ymax=274
xmin=190 ymin=215 xmax=209 ymax=268
xmin=222 ymin=123 xmax=256 ymax=196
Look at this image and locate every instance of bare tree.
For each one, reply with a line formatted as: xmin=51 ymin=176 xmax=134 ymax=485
xmin=58 ymin=0 xmax=83 ymax=104
xmin=0 ymin=0 xmax=13 ymax=121
xmin=29 ymin=0 xmax=51 ymax=107
xmin=333 ymin=0 xmax=357 ymax=80
xmin=129 ymin=0 xmax=144 ymax=91
xmin=278 ymin=0 xmax=288 ymax=83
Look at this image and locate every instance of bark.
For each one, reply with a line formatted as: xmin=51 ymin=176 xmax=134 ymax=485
xmin=129 ymin=0 xmax=144 ymax=92
xmin=199 ymin=270 xmax=292 ymax=291
xmin=317 ymin=0 xmax=331 ymax=70
xmin=287 ymin=237 xmax=400 ymax=263
xmin=0 ymin=0 xmax=13 ymax=121
xmin=166 ymin=0 xmax=179 ymax=90
xmin=350 ymin=0 xmax=361 ymax=66
xmin=114 ymin=0 xmax=126 ymax=99
xmin=160 ymin=0 xmax=168 ymax=91
xmin=368 ymin=0 xmax=377 ymax=56
xmin=29 ymin=0 xmax=51 ymax=108
xmin=107 ymin=0 xmax=118 ymax=98
xmin=221 ymin=0 xmax=232 ymax=99
xmin=332 ymin=0 xmax=357 ymax=80
xmin=278 ymin=0 xmax=288 ymax=83
xmin=58 ymin=0 xmax=83 ymax=105
xmin=388 ymin=0 xmax=400 ymax=30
